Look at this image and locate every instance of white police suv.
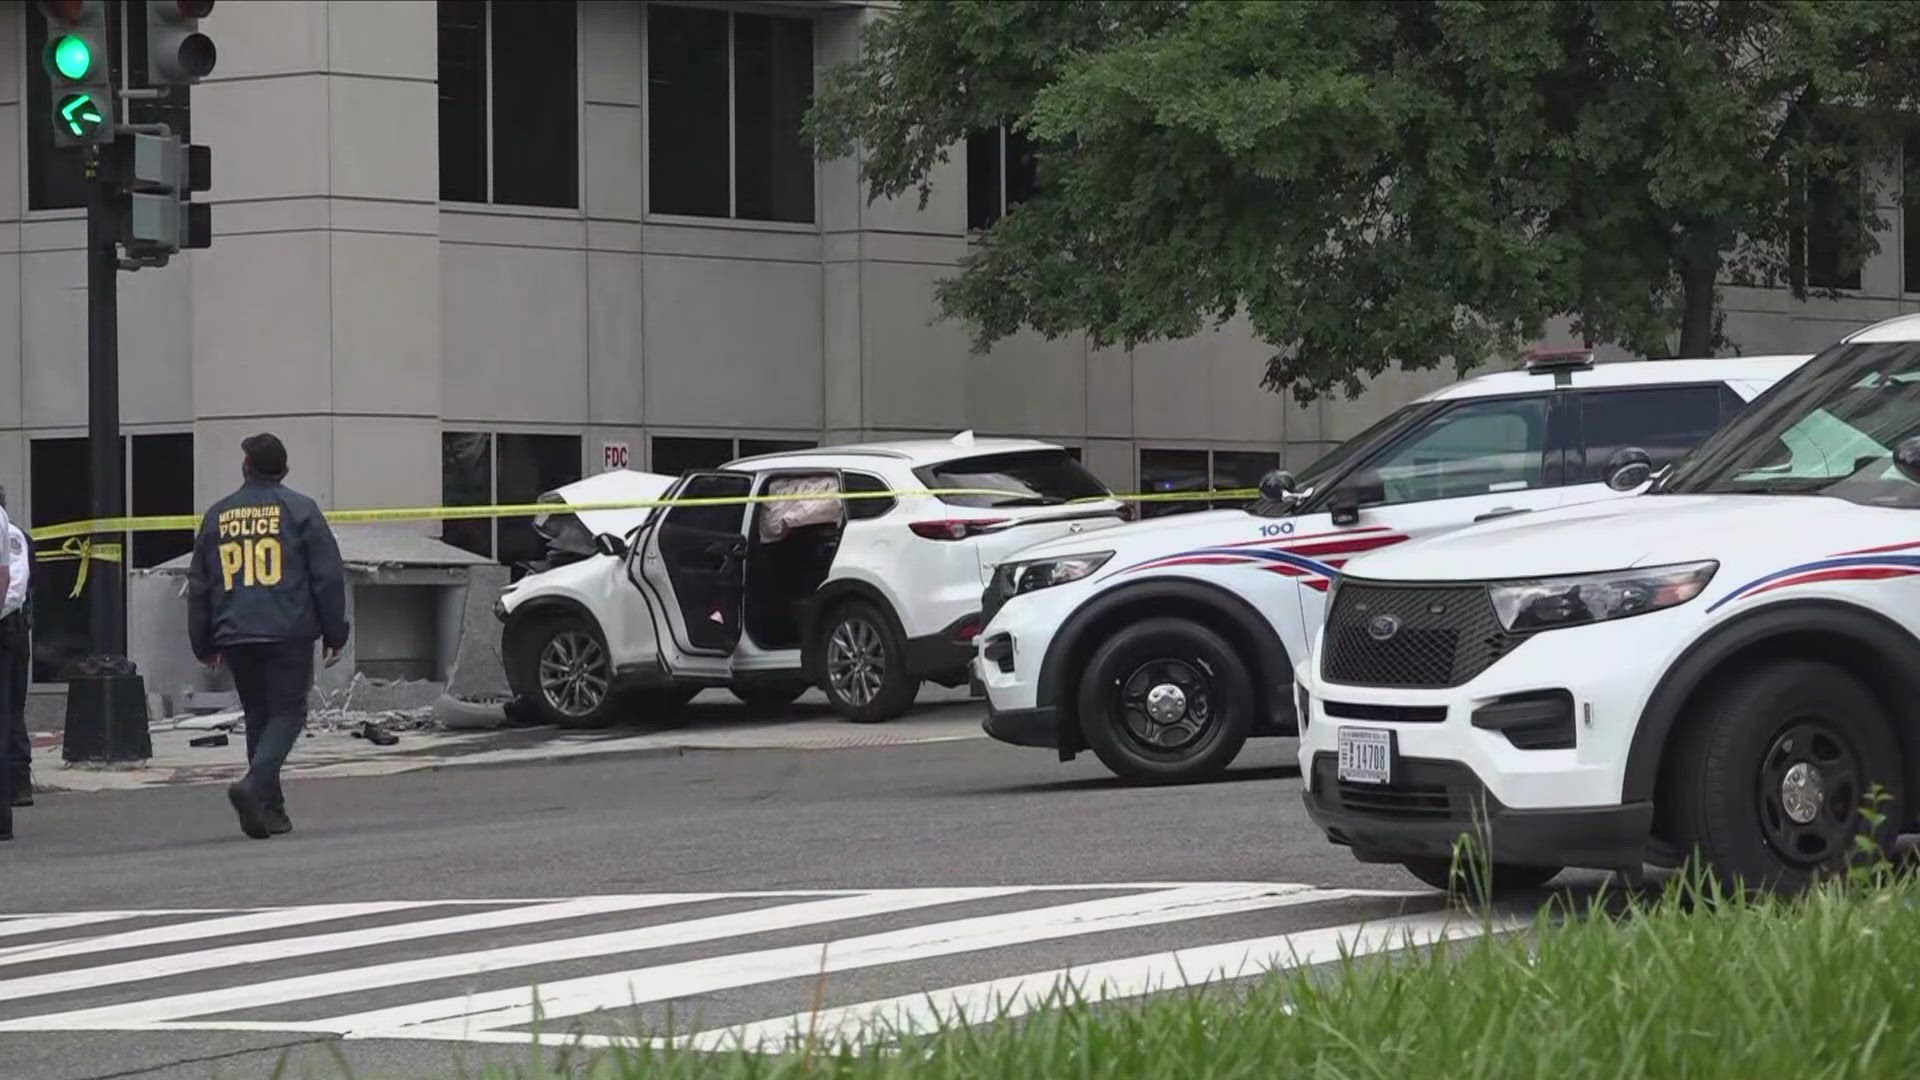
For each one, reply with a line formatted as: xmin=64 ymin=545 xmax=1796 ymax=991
xmin=499 ymin=435 xmax=1124 ymax=728
xmin=977 ymin=351 xmax=1809 ymax=782
xmin=1297 ymin=315 xmax=1920 ymax=895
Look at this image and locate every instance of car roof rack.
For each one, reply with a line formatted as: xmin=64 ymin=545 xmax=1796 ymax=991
xmin=1522 ymin=345 xmax=1595 ymax=387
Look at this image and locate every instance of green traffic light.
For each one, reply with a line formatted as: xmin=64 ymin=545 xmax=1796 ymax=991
xmin=57 ymin=93 xmax=103 ymax=138
xmin=51 ymin=34 xmax=92 ymax=81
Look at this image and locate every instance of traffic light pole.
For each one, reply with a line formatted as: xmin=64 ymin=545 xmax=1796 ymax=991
xmin=84 ymin=146 xmax=125 ymax=658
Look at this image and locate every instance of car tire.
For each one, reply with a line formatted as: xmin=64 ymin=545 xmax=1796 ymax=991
xmin=819 ymin=601 xmax=918 ymax=723
xmin=512 ymin=614 xmax=621 ymax=729
xmin=731 ymin=681 xmax=809 ymax=713
xmin=1399 ymin=857 xmax=1562 ymax=900
xmin=1076 ymin=617 xmax=1254 ymax=783
xmin=1667 ymin=659 xmax=1904 ymax=896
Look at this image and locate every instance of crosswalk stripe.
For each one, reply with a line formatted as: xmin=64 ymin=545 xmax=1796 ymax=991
xmin=322 ymin=883 xmax=1347 ymax=1037
xmin=0 ymin=902 xmax=436 ymax=966
xmin=0 ymin=887 xmax=1027 ymax=1031
xmin=0 ymin=894 xmax=730 ymax=1006
xmin=0 ymin=912 xmax=226 ymax=941
xmin=679 ymin=907 xmax=1522 ymax=1051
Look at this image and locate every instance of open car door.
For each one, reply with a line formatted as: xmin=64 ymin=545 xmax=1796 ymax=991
xmin=635 ymin=470 xmax=754 ymax=658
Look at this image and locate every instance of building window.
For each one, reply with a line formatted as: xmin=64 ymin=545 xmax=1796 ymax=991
xmin=967 ymin=124 xmax=1038 ymax=231
xmin=1792 ymin=127 xmax=1863 ymax=292
xmin=1905 ymin=133 xmax=1920 ymax=294
xmin=27 ymin=1 xmax=190 ymax=212
xmin=651 ymin=436 xmax=817 ymax=477
xmin=440 ymin=431 xmax=582 ymax=569
xmin=648 ymin=4 xmax=815 ymax=223
xmin=436 ymin=0 xmax=579 ymax=209
xmin=29 ymin=434 xmax=193 ymax=682
xmin=1137 ymin=448 xmax=1279 ymax=518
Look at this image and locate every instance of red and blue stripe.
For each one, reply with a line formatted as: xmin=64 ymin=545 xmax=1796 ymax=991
xmin=1708 ymin=539 xmax=1920 ymax=612
xmin=1113 ymin=527 xmax=1408 ymax=593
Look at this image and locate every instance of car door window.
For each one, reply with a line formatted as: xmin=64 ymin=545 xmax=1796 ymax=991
xmin=1345 ymin=396 xmax=1551 ymax=507
xmin=1576 ymin=385 xmax=1726 ymax=483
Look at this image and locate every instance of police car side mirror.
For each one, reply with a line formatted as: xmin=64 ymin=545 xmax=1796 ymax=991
xmin=1894 ymin=436 xmax=1920 ymax=486
xmin=1329 ymin=486 xmax=1362 ymax=527
xmin=593 ymin=533 xmax=629 ymax=560
xmin=1258 ymin=469 xmax=1299 ymax=503
xmin=1604 ymin=447 xmax=1653 ymax=492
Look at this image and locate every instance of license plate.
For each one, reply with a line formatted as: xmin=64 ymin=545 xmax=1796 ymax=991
xmin=1337 ymin=727 xmax=1393 ymax=785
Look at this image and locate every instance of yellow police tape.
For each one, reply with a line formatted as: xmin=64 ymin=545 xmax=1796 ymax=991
xmin=26 ymin=484 xmax=1264 ymax=596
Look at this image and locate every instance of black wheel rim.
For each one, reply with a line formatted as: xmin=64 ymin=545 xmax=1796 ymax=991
xmin=1114 ymin=657 xmax=1214 ymax=754
xmin=1756 ymin=718 xmax=1865 ymax=867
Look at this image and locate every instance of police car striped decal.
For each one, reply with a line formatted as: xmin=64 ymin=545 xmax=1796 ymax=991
xmin=1707 ymin=551 xmax=1920 ymax=613
xmin=1113 ymin=528 xmax=1409 ymax=592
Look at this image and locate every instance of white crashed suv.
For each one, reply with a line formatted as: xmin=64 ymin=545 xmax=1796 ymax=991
xmin=498 ymin=435 xmax=1125 ymax=727
xmin=977 ymin=351 xmax=1809 ymax=782
xmin=1296 ymin=316 xmax=1920 ymax=895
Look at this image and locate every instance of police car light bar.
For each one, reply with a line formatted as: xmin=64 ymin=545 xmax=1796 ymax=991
xmin=1523 ymin=345 xmax=1595 ymax=386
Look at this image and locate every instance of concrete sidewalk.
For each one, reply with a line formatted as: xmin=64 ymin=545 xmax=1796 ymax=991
xmin=31 ymin=693 xmax=989 ymax=794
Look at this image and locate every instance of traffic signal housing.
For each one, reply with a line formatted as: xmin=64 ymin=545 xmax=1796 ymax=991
xmin=40 ymin=0 xmax=112 ymax=147
xmin=111 ymin=133 xmax=212 ymax=262
xmin=146 ymin=1 xmax=217 ymax=85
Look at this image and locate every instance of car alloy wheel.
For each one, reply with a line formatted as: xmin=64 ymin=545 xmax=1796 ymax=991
xmin=1117 ymin=658 xmax=1214 ymax=752
xmin=1757 ymin=719 xmax=1864 ymax=867
xmin=539 ymin=630 xmax=610 ymax=719
xmin=826 ymin=616 xmax=885 ymax=708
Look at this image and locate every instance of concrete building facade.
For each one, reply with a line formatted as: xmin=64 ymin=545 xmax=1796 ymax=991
xmin=0 ymin=0 xmax=1913 ymax=686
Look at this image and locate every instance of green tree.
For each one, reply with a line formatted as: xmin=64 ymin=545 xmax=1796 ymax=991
xmin=809 ymin=1 xmax=1920 ymax=400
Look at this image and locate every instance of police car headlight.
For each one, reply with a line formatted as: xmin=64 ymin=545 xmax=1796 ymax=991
xmin=1489 ymin=561 xmax=1718 ymax=632
xmin=1008 ymin=552 xmax=1114 ymax=595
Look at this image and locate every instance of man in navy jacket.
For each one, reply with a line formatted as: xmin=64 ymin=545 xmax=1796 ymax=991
xmin=187 ymin=434 xmax=349 ymax=839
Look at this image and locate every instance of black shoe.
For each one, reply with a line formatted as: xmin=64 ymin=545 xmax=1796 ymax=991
xmin=265 ymin=808 xmax=292 ymax=835
xmin=227 ymin=782 xmax=271 ymax=840
xmin=12 ymin=774 xmax=32 ymax=807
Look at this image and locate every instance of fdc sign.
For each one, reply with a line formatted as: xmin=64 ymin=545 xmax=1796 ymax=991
xmin=602 ymin=442 xmax=630 ymax=472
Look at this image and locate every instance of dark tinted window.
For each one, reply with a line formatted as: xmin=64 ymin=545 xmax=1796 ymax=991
xmin=1576 ymin=385 xmax=1726 ymax=483
xmin=441 ymin=432 xmax=493 ymax=558
xmin=491 ymin=0 xmax=577 ymax=208
xmin=920 ymin=450 xmax=1110 ymax=509
xmin=648 ymin=4 xmax=730 ymax=217
xmin=733 ymin=13 xmax=814 ymax=223
xmin=437 ymin=1 xmax=487 ymax=203
xmin=843 ymin=471 xmax=895 ymax=520
xmin=666 ymin=472 xmax=751 ymax=534
xmin=31 ymin=439 xmax=93 ymax=682
xmin=966 ymin=129 xmax=1000 ymax=231
xmin=1907 ymin=132 xmax=1920 ymax=294
xmin=652 ymin=436 xmax=733 ymax=477
xmin=737 ymin=438 xmax=816 ymax=459
xmin=1138 ymin=449 xmax=1211 ymax=519
xmin=129 ymin=433 xmax=193 ymax=569
xmin=1212 ymin=450 xmax=1280 ymax=510
xmin=496 ymin=434 xmax=581 ymax=570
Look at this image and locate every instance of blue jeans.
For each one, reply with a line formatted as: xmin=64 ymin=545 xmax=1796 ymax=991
xmin=225 ymin=640 xmax=314 ymax=812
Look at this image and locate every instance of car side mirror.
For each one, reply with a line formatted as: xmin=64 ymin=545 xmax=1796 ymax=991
xmin=1258 ymin=469 xmax=1299 ymax=503
xmin=1894 ymin=436 xmax=1920 ymax=485
xmin=593 ymin=533 xmax=629 ymax=559
xmin=1329 ymin=486 xmax=1362 ymax=527
xmin=1604 ymin=447 xmax=1653 ymax=492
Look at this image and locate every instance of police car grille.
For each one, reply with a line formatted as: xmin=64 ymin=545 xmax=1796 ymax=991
xmin=1321 ymin=581 xmax=1516 ymax=689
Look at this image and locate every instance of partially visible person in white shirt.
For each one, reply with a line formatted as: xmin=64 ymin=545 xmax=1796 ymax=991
xmin=0 ymin=487 xmax=26 ymax=831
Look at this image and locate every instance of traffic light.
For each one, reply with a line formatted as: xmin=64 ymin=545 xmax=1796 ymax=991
xmin=40 ymin=1 xmax=112 ymax=147
xmin=112 ymin=133 xmax=212 ymax=261
xmin=146 ymin=1 xmax=217 ymax=85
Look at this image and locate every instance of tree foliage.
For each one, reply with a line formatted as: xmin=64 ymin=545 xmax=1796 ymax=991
xmin=808 ymin=1 xmax=1920 ymax=401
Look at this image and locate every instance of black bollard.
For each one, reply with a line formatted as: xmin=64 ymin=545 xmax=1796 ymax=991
xmin=63 ymin=655 xmax=152 ymax=764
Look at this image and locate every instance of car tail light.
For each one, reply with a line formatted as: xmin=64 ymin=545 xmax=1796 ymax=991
xmin=954 ymin=620 xmax=982 ymax=642
xmin=909 ymin=519 xmax=1007 ymax=541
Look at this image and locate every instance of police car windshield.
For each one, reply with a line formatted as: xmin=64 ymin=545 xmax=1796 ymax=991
xmin=1664 ymin=341 xmax=1920 ymax=507
xmin=1294 ymin=403 xmax=1436 ymax=491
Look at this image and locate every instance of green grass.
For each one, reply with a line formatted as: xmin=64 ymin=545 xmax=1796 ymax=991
xmin=430 ymin=862 xmax=1920 ymax=1080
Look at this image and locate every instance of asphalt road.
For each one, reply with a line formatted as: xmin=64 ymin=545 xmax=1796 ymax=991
xmin=0 ymin=715 xmax=1579 ymax=1080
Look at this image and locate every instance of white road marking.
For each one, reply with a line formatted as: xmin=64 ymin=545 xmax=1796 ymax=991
xmin=0 ymin=887 xmax=1027 ymax=1031
xmin=0 ymin=894 xmax=730 ymax=1006
xmin=0 ymin=902 xmax=434 ymax=965
xmin=679 ymin=907 xmax=1522 ymax=1051
xmin=323 ymin=884 xmax=1348 ymax=1037
xmin=0 ymin=911 xmax=233 ymax=941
